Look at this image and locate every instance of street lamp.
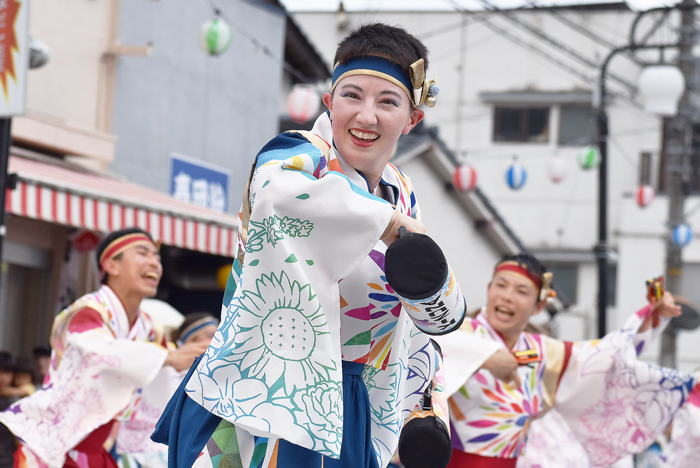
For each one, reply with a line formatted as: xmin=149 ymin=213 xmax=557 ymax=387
xmin=595 ymin=5 xmax=692 ymax=338
xmin=638 ymin=65 xmax=685 ymax=116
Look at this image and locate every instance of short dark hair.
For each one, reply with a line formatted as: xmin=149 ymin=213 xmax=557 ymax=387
xmin=334 ymin=23 xmax=429 ymax=76
xmin=0 ymin=351 xmax=14 ymax=372
xmin=496 ymin=253 xmax=547 ymax=283
xmin=96 ymin=227 xmax=155 ymax=284
xmin=13 ymin=357 xmax=34 ymax=376
xmin=32 ymin=345 xmax=51 ymax=358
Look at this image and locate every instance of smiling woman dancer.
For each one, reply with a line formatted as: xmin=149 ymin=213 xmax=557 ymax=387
xmin=153 ymin=23 xmax=466 ymax=468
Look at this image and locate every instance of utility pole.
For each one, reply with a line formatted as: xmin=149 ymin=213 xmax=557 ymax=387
xmin=660 ymin=0 xmax=697 ymax=368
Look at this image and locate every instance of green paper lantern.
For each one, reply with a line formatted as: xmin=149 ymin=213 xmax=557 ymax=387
xmin=199 ymin=17 xmax=232 ymax=56
xmin=577 ymin=146 xmax=601 ymax=170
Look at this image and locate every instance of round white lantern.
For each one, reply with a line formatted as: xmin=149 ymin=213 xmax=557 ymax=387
xmin=638 ymin=65 xmax=685 ymax=117
xmin=453 ymin=164 xmax=477 ymax=192
xmin=548 ymin=156 xmax=567 ymax=184
xmin=287 ymin=85 xmax=321 ymax=124
xmin=199 ymin=17 xmax=232 ymax=56
xmin=635 ymin=184 xmax=655 ymax=208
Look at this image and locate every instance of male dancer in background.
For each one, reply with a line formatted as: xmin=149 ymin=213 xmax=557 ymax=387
xmin=0 ymin=228 xmax=207 ymax=468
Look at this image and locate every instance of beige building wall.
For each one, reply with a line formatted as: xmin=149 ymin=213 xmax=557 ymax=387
xmin=12 ymin=0 xmax=123 ymax=167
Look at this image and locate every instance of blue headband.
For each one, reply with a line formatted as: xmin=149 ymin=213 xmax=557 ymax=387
xmin=331 ymin=55 xmax=414 ymax=104
xmin=331 ymin=55 xmax=439 ymax=108
xmin=177 ymin=317 xmax=219 ymax=346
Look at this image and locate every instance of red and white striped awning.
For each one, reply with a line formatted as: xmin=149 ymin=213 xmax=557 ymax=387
xmin=6 ymin=154 xmax=239 ymax=257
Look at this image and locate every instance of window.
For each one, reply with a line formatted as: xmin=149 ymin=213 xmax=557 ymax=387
xmin=547 ymin=264 xmax=578 ymax=307
xmin=559 ymin=106 xmax=595 ymax=146
xmin=493 ymin=107 xmax=549 ymax=143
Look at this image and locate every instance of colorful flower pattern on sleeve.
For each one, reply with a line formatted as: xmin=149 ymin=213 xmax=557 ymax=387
xmin=449 ymin=317 xmax=547 ymax=459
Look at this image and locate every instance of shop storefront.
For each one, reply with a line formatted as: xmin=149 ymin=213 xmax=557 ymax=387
xmin=0 ymin=149 xmax=238 ymax=356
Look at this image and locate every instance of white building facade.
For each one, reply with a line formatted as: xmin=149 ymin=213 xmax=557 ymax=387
xmin=291 ymin=4 xmax=700 ymax=371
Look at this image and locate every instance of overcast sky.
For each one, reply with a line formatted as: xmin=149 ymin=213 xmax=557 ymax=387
xmin=280 ymin=0 xmax=681 ymax=12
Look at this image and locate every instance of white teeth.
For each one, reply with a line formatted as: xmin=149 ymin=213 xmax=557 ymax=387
xmin=350 ymin=129 xmax=379 ymax=140
xmin=144 ymin=273 xmax=158 ymax=280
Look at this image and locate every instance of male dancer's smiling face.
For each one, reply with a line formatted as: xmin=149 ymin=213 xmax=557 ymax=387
xmin=323 ymin=74 xmax=423 ymax=188
xmin=105 ymin=243 xmax=162 ymax=298
xmin=484 ymin=271 xmax=546 ymax=347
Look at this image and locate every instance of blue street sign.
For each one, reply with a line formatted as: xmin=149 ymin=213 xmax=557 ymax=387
xmin=169 ymin=152 xmax=231 ymax=213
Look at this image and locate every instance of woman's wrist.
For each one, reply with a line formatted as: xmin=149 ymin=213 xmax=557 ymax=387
xmin=380 ymin=211 xmax=400 ymax=244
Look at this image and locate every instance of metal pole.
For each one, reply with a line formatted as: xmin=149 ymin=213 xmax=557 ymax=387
xmin=595 ymin=4 xmax=700 ymax=341
xmin=660 ymin=0 xmax=697 ymax=369
xmin=596 ymin=47 xmax=626 ymax=338
xmin=0 ymin=118 xmax=12 ymax=287
xmin=596 ymin=102 xmax=609 ymax=338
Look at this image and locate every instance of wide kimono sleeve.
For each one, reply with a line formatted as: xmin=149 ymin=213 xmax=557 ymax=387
xmin=550 ymin=307 xmax=697 ymax=467
xmin=0 ymin=303 xmax=168 ymax=468
xmin=184 ymin=131 xmax=397 ymax=459
xmin=663 ymin=381 xmax=700 ymax=467
xmin=432 ymin=319 xmax=503 ymax=397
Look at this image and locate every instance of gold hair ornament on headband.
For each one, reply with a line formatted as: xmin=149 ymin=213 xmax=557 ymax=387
xmin=539 ymin=272 xmax=556 ymax=302
xmin=409 ymin=59 xmax=439 ymax=108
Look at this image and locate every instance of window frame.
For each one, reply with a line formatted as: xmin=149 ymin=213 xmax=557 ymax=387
xmin=492 ymin=106 xmax=551 ymax=144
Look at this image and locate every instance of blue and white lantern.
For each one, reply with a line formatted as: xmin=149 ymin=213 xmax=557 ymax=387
xmin=506 ymin=161 xmax=527 ymax=190
xmin=672 ymin=223 xmax=693 ymax=248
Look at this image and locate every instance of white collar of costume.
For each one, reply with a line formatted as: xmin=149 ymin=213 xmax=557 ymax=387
xmin=475 ymin=308 xmax=530 ymax=351
xmin=93 ymin=284 xmax=143 ymax=339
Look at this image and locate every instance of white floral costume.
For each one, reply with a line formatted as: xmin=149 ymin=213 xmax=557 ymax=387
xmin=184 ymin=113 xmax=454 ymax=468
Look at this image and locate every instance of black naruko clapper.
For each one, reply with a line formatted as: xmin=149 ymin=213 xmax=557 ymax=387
xmin=398 ymin=340 xmax=452 ymax=468
xmin=385 ymin=226 xmax=448 ymax=300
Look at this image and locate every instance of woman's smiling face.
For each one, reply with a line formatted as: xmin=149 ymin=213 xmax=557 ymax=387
xmin=323 ymin=74 xmax=423 ymax=188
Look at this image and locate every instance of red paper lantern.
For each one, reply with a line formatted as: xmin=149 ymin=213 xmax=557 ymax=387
xmin=453 ymin=164 xmax=477 ymax=192
xmin=72 ymin=230 xmax=101 ymax=253
xmin=635 ymin=184 xmax=655 ymax=208
xmin=287 ymin=85 xmax=320 ymax=124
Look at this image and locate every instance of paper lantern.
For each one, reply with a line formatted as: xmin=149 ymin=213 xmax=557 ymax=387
xmin=217 ymin=264 xmax=233 ymax=290
xmin=453 ymin=164 xmax=477 ymax=192
xmin=287 ymin=85 xmax=321 ymax=124
xmin=72 ymin=230 xmax=100 ymax=253
xmin=635 ymin=184 xmax=655 ymax=208
xmin=548 ymin=157 xmax=567 ymax=184
xmin=672 ymin=224 xmax=693 ymax=248
xmin=506 ymin=161 xmax=527 ymax=190
xmin=577 ymin=146 xmax=601 ymax=170
xmin=638 ymin=65 xmax=685 ymax=117
xmin=199 ymin=17 xmax=232 ymax=56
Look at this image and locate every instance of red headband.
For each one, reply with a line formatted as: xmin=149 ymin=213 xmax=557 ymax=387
xmin=493 ymin=261 xmax=543 ymax=291
xmin=99 ymin=233 xmax=156 ymax=270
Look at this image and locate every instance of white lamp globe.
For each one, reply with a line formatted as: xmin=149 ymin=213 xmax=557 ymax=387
xmin=638 ymin=65 xmax=685 ymax=117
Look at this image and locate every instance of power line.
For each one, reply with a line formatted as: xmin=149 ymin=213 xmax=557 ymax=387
xmin=524 ymin=0 xmax=619 ymax=50
xmin=472 ymin=0 xmax=639 ymax=95
xmin=442 ymin=0 xmax=640 ymax=106
xmin=442 ymin=1 xmax=593 ymax=84
xmin=203 ymin=0 xmax=311 ymax=82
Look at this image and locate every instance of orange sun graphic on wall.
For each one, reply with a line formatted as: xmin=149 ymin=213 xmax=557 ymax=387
xmin=0 ymin=0 xmax=20 ymax=103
